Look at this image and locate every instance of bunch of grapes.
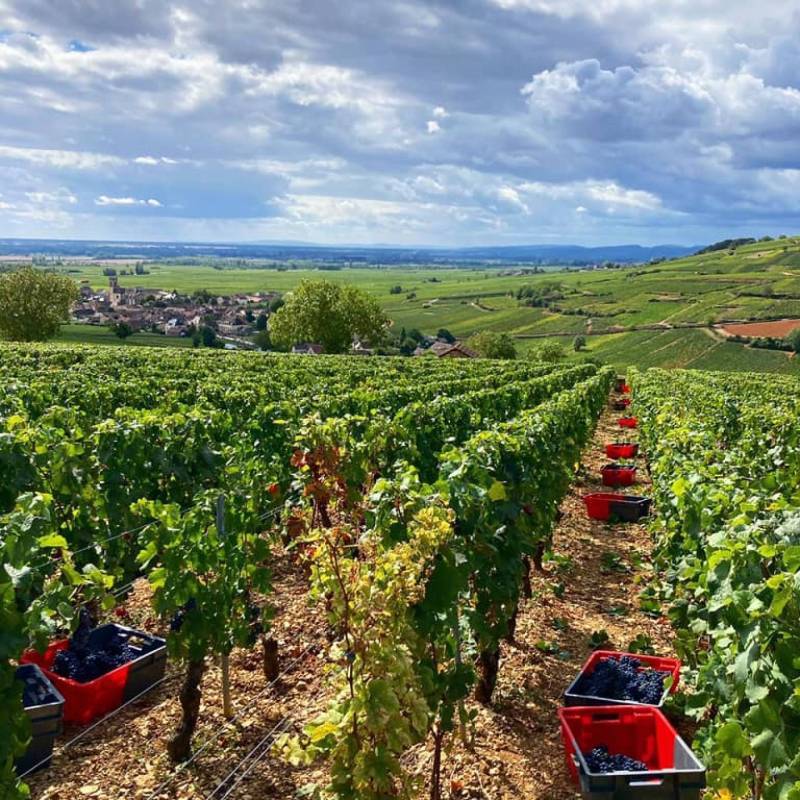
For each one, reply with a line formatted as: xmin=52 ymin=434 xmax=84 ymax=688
xmin=583 ymin=745 xmax=647 ymax=774
xmin=247 ymin=603 xmax=264 ymax=645
xmin=53 ymin=639 xmax=138 ymax=683
xmin=576 ymin=656 xmax=666 ymax=704
xmin=71 ymin=608 xmax=92 ymax=652
xmin=169 ymin=598 xmax=197 ymax=632
xmin=51 ymin=611 xmax=138 ymax=683
xmin=20 ymin=673 xmax=52 ymax=707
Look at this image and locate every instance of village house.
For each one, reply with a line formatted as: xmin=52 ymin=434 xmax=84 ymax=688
xmin=350 ymin=340 xmax=374 ymax=356
xmin=218 ymin=321 xmax=253 ymax=337
xmin=415 ymin=340 xmax=479 ymax=358
xmin=164 ymin=318 xmax=188 ymax=336
xmin=292 ymin=342 xmax=324 ymax=355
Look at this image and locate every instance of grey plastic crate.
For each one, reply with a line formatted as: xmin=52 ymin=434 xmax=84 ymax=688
xmin=90 ymin=624 xmax=167 ymax=701
xmin=560 ymin=706 xmax=705 ymax=800
xmin=15 ymin=663 xmax=65 ymax=775
xmin=609 ymin=496 xmax=651 ymax=522
xmin=564 ymin=651 xmax=679 ymax=709
xmin=574 ymin=741 xmax=706 ymax=799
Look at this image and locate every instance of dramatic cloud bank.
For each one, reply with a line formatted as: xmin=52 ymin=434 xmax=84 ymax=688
xmin=0 ymin=0 xmax=799 ymax=244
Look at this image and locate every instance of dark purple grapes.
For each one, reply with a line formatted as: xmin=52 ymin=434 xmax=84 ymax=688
xmin=169 ymin=598 xmax=197 ymax=632
xmin=51 ymin=614 xmax=138 ymax=683
xmin=576 ymin=656 xmax=667 ymax=705
xmin=169 ymin=610 xmax=186 ymax=632
xmin=248 ymin=603 xmax=264 ymax=635
xmin=53 ymin=641 xmax=137 ymax=683
xmin=71 ymin=608 xmax=92 ymax=652
xmin=21 ymin=674 xmax=52 ymax=707
xmin=583 ymin=745 xmax=647 ymax=773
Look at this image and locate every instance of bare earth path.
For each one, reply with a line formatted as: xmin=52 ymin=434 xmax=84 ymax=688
xmin=433 ymin=401 xmax=674 ymax=799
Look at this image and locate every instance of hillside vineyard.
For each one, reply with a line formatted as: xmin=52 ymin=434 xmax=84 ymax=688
xmin=0 ymin=344 xmax=612 ymax=798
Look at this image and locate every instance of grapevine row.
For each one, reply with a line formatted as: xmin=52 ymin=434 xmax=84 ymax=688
xmin=631 ymin=368 xmax=800 ymax=799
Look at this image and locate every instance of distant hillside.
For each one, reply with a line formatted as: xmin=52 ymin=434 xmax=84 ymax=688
xmin=0 ymin=238 xmax=696 ymax=266
xmin=451 ymin=243 xmax=696 ymax=263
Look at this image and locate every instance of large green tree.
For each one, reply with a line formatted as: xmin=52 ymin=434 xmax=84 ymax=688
xmin=533 ymin=340 xmax=566 ymax=363
xmin=467 ymin=330 xmax=517 ymax=359
xmin=269 ymin=280 xmax=388 ymax=353
xmin=0 ymin=268 xmax=79 ymax=342
xmin=785 ymin=328 xmax=800 ymax=353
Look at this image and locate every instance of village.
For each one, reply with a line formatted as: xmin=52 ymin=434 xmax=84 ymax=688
xmin=71 ymin=276 xmax=278 ymax=344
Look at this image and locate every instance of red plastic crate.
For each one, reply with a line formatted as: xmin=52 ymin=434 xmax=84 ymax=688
xmin=584 ymin=493 xmax=622 ymax=520
xmin=618 ymin=417 xmax=638 ymax=429
xmin=564 ymin=651 xmax=681 ymax=708
xmin=605 ymin=443 xmax=639 ymax=459
xmin=23 ymin=640 xmax=130 ymax=724
xmin=622 ymin=383 xmax=631 ymax=394
xmin=583 ymin=493 xmax=651 ymax=522
xmin=558 ymin=705 xmax=705 ymax=797
xmin=601 ymin=463 xmax=637 ymax=487
xmin=21 ymin=625 xmax=166 ymax=725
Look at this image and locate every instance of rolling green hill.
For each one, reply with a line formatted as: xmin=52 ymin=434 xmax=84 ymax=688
xmin=51 ymin=234 xmax=800 ymax=373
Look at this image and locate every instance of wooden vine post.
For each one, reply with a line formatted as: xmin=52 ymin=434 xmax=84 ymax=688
xmin=217 ymin=495 xmax=233 ymax=719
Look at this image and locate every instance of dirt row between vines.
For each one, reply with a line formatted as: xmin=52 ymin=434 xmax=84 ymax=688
xmin=27 ymin=398 xmax=673 ymax=800
xmin=420 ymin=402 xmax=675 ymax=799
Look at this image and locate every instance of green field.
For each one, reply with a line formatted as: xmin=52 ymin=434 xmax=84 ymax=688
xmin=50 ymin=235 xmax=800 ymax=372
xmin=56 ymin=324 xmax=194 ymax=348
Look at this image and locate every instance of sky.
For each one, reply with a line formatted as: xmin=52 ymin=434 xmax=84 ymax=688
xmin=0 ymin=1 xmax=799 ymax=247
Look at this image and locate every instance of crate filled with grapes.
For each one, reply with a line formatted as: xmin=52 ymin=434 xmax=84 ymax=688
xmin=15 ymin=663 xmax=65 ymax=774
xmin=21 ymin=609 xmax=166 ymax=725
xmin=564 ymin=651 xmax=680 ymax=708
xmin=558 ymin=705 xmax=705 ymax=799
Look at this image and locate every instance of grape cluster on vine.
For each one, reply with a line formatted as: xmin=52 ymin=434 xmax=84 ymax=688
xmin=169 ymin=598 xmax=197 ymax=632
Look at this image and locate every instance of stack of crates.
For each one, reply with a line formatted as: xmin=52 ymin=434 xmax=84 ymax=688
xmin=15 ymin=663 xmax=65 ymax=775
xmin=558 ymin=651 xmax=706 ymax=799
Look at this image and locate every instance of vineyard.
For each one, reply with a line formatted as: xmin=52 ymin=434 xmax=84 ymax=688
xmin=632 ymin=369 xmax=800 ymax=799
xmin=2 ymin=345 xmax=798 ymax=799
xmin=0 ymin=345 xmax=611 ymax=799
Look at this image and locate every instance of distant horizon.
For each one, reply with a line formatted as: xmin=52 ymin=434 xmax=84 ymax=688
xmin=0 ymin=234 xmax=704 ymax=250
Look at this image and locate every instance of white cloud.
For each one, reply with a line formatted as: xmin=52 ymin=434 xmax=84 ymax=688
xmin=95 ymin=195 xmax=162 ymax=207
xmin=426 ymin=119 xmax=441 ymax=134
xmin=135 ymin=155 xmax=180 ymax=165
xmin=521 ymin=59 xmax=716 ymax=141
xmin=520 ymin=179 xmax=662 ymax=211
xmin=496 ymin=185 xmax=529 ymax=213
xmin=0 ymin=144 xmax=124 ymax=170
xmin=26 ymin=190 xmax=77 ymax=205
xmin=0 ymin=184 xmax=81 ymax=229
xmin=433 ymin=106 xmax=448 ymax=118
